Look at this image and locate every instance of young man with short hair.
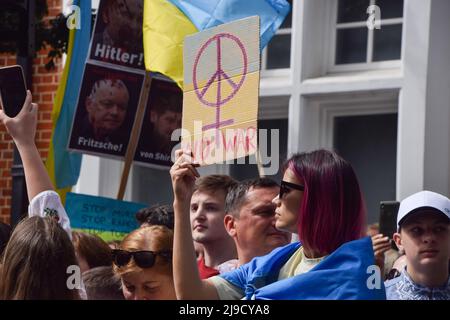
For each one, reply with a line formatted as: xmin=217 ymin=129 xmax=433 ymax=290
xmin=190 ymin=175 xmax=238 ymax=279
xmin=385 ymin=190 xmax=450 ymax=300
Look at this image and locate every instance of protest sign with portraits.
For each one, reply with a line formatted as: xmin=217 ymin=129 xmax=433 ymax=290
xmin=90 ymin=0 xmax=144 ymax=70
xmin=133 ymin=75 xmax=182 ymax=167
xmin=68 ymin=63 xmax=144 ymax=159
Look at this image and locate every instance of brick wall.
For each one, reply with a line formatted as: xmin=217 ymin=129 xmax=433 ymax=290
xmin=0 ymin=1 xmax=63 ymax=224
xmin=0 ymin=54 xmax=16 ymax=223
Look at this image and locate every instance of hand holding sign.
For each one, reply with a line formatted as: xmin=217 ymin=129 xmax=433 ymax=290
xmin=170 ymin=150 xmax=200 ymax=204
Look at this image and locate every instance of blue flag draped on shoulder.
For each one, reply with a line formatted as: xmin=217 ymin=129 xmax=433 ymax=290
xmin=221 ymin=237 xmax=386 ymax=300
xmin=166 ymin=0 xmax=291 ymax=50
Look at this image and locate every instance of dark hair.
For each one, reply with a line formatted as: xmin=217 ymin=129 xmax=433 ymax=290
xmin=286 ymin=149 xmax=366 ymax=256
xmin=135 ymin=205 xmax=174 ymax=229
xmin=0 ymin=217 xmax=80 ymax=300
xmin=82 ymin=266 xmax=124 ymax=300
xmin=0 ymin=222 xmax=12 ymax=256
xmin=225 ymin=178 xmax=279 ymax=217
xmin=72 ymin=231 xmax=112 ymax=269
xmin=194 ymin=174 xmax=238 ymax=197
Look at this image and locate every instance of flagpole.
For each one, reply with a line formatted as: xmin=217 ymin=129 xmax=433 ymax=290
xmin=117 ymin=72 xmax=152 ymax=200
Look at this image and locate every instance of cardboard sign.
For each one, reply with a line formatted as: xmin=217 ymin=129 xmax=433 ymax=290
xmin=65 ymin=192 xmax=145 ymax=241
xmin=181 ymin=16 xmax=260 ymax=165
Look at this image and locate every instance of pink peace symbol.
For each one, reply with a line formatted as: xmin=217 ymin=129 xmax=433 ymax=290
xmin=193 ymin=33 xmax=248 ymax=108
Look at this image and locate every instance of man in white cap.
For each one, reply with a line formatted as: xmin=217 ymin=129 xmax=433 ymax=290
xmin=385 ymin=191 xmax=450 ymax=300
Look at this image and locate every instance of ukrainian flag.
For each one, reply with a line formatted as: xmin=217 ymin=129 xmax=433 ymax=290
xmin=45 ymin=0 xmax=91 ymax=202
xmin=143 ymin=0 xmax=291 ymax=88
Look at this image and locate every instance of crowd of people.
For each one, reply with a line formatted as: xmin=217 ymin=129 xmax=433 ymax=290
xmin=0 ymin=92 xmax=448 ymax=300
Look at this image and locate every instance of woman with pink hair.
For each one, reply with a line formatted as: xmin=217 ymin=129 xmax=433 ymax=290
xmin=170 ymin=149 xmax=385 ymax=300
xmin=273 ymin=150 xmax=365 ymax=258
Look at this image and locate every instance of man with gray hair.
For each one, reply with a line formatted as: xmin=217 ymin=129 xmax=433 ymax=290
xmin=220 ymin=178 xmax=292 ymax=272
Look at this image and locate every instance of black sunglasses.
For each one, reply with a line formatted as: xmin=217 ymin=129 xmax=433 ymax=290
xmin=279 ymin=180 xmax=305 ymax=199
xmin=112 ymin=249 xmax=172 ymax=268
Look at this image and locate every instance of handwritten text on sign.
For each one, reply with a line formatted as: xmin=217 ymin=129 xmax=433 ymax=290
xmin=182 ymin=16 xmax=260 ymax=165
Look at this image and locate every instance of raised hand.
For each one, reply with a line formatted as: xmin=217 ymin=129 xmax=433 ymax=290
xmin=0 ymin=90 xmax=53 ymax=200
xmin=0 ymin=90 xmax=38 ymax=148
xmin=170 ymin=149 xmax=200 ymax=204
xmin=170 ymin=149 xmax=219 ymax=300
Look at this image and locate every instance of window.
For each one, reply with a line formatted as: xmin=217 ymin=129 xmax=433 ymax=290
xmin=262 ymin=0 xmax=292 ymax=74
xmin=332 ymin=0 xmax=403 ymax=71
xmin=333 ymin=113 xmax=397 ymax=223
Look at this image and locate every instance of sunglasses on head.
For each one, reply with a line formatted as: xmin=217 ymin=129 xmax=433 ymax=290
xmin=111 ymin=249 xmax=172 ymax=268
xmin=279 ymin=180 xmax=305 ymax=199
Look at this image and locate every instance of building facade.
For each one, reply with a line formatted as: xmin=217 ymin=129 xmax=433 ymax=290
xmin=0 ymin=0 xmax=63 ymax=223
xmin=75 ymin=0 xmax=450 ymax=223
xmin=2 ymin=0 xmax=448 ymax=224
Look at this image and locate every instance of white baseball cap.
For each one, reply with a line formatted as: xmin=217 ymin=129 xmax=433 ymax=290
xmin=397 ymin=190 xmax=450 ymax=229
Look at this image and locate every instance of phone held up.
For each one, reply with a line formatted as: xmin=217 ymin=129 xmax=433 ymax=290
xmin=0 ymin=65 xmax=28 ymax=118
xmin=379 ymin=201 xmax=400 ymax=245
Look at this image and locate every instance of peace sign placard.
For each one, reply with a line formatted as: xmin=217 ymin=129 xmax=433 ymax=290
xmin=182 ymin=16 xmax=260 ymax=165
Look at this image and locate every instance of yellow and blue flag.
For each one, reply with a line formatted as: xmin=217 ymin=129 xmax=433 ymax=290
xmin=167 ymin=0 xmax=291 ymax=49
xmin=45 ymin=0 xmax=91 ymax=202
xmin=143 ymin=0 xmax=198 ymax=88
xmin=143 ymin=0 xmax=291 ymax=88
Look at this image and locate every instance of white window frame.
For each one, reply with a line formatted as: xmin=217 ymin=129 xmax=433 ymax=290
xmin=297 ymin=90 xmax=399 ymax=152
xmin=261 ymin=2 xmax=293 ymax=78
xmin=319 ymin=94 xmax=398 ymax=149
xmin=329 ymin=0 xmax=403 ymax=73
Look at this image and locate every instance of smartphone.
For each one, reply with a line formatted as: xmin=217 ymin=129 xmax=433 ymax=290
xmin=0 ymin=65 xmax=27 ymax=118
xmin=379 ymin=201 xmax=400 ymax=240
